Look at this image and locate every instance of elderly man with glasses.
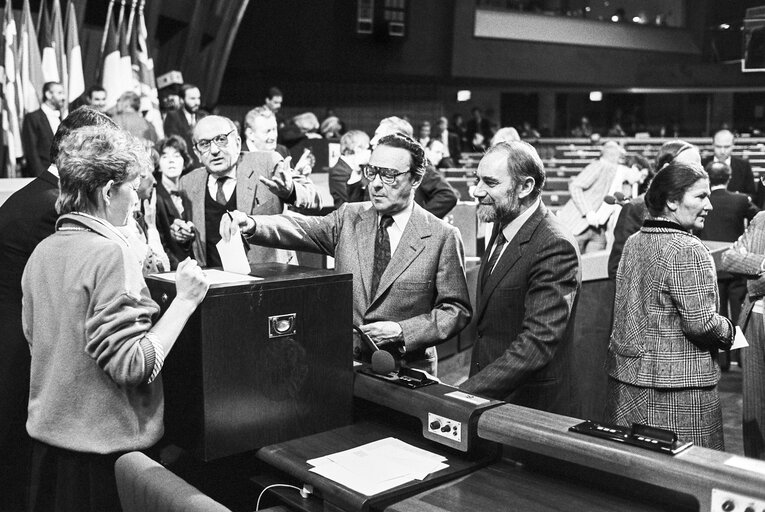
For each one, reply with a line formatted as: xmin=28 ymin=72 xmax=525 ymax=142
xmin=172 ymin=115 xmax=320 ymax=268
xmin=221 ymin=133 xmax=471 ymax=375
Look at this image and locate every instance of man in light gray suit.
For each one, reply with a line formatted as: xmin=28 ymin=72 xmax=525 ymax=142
xmin=222 ymin=133 xmax=471 ymax=374
xmin=460 ymin=141 xmax=580 ymax=415
xmin=172 ymin=115 xmax=320 ymax=268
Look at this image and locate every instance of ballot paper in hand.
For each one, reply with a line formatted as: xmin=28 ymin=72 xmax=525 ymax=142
xmin=216 ymin=225 xmax=251 ymax=274
xmin=307 ymin=437 xmax=448 ymax=496
xmin=731 ymin=326 xmax=749 ymax=350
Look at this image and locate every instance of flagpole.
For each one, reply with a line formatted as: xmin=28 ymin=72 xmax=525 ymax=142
xmin=99 ymin=0 xmax=116 ymax=60
xmin=116 ymin=0 xmax=127 ymax=34
xmin=126 ymin=0 xmax=138 ymax=42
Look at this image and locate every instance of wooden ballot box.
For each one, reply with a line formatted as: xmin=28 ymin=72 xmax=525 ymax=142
xmin=146 ymin=264 xmax=354 ymax=461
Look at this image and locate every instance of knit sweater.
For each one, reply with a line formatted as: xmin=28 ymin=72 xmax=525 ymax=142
xmin=22 ymin=213 xmax=163 ymax=454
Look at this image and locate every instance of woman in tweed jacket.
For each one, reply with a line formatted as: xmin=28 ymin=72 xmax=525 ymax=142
xmin=720 ymin=212 xmax=765 ymax=459
xmin=605 ymin=163 xmax=734 ymax=450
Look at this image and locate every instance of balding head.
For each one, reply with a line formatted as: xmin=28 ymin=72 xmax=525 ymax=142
xmin=192 ymin=115 xmax=241 ymax=176
xmin=600 ymin=140 xmax=625 ymax=165
xmin=713 ymin=129 xmax=735 ymax=161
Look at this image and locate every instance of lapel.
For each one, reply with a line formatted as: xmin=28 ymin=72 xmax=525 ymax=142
xmin=354 ymin=205 xmax=378 ymax=305
xmin=155 ymin=181 xmax=180 ymax=218
xmin=370 ymin=204 xmax=430 ymax=306
xmin=38 ymin=169 xmax=59 ymax=188
xmin=235 ymin=153 xmax=258 ymax=213
xmin=477 ymin=203 xmax=547 ymax=321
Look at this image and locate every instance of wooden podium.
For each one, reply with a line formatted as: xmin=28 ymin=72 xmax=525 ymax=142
xmin=147 ymin=264 xmax=354 ymax=461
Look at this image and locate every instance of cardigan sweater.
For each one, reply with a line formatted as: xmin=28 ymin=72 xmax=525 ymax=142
xmin=22 ymin=213 xmax=163 ymax=454
xmin=606 ymin=219 xmax=733 ymax=389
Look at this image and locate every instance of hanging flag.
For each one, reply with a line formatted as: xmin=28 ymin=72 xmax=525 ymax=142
xmin=100 ymin=11 xmax=122 ymax=110
xmin=39 ymin=2 xmax=59 ymax=82
xmin=50 ymin=0 xmax=67 ymax=94
xmin=3 ymin=0 xmax=23 ymax=174
xmin=131 ymin=0 xmax=156 ymax=101
xmin=65 ymin=1 xmax=84 ymax=103
xmin=37 ymin=0 xmax=47 ymax=41
xmin=118 ymin=13 xmax=134 ymax=94
xmin=20 ymin=0 xmax=44 ymax=113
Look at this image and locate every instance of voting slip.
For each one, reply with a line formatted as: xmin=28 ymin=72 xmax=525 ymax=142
xmin=216 ymin=226 xmax=251 ymax=274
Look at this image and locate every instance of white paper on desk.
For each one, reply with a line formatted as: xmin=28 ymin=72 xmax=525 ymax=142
xmin=725 ymin=455 xmax=765 ymax=476
xmin=216 ymin=226 xmax=251 ymax=274
xmin=731 ymin=326 xmax=749 ymax=350
xmin=150 ymin=269 xmax=262 ymax=285
xmin=309 ymin=464 xmax=413 ymax=496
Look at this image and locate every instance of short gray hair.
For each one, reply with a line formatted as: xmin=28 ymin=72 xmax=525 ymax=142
xmin=56 ymin=127 xmax=152 ymax=214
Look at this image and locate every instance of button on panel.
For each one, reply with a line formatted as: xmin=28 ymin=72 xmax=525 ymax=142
xmin=711 ymin=489 xmax=765 ymax=512
xmin=427 ymin=412 xmax=462 ymax=443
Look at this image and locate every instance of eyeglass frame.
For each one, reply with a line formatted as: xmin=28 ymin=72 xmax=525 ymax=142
xmin=194 ymin=129 xmax=237 ymax=153
xmin=361 ymin=164 xmax=411 ymax=185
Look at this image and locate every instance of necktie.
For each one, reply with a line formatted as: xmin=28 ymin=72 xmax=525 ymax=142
xmin=481 ymin=231 xmax=507 ymax=289
xmin=215 ymin=176 xmax=229 ymax=205
xmin=370 ymin=215 xmax=394 ymax=299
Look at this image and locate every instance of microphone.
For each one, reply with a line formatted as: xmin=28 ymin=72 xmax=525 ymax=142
xmin=613 ymin=191 xmax=627 ymax=202
xmin=353 ymin=325 xmax=378 ymax=352
xmin=604 ymin=192 xmax=630 ymax=205
xmin=371 ymin=350 xmax=396 ymax=375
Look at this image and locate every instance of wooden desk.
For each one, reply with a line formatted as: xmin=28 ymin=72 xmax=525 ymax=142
xmin=255 ymin=416 xmax=498 ymax=512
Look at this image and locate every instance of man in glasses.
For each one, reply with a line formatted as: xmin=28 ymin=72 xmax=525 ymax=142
xmin=221 ymin=133 xmax=471 ymax=375
xmin=173 ymin=115 xmax=320 ymax=268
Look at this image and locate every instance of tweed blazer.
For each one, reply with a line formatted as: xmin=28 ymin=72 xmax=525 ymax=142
xmin=556 ymin=158 xmax=618 ymax=236
xmin=720 ymin=211 xmax=765 ymax=328
xmin=606 ymin=219 xmax=733 ymax=389
xmin=460 ymin=203 xmax=581 ymax=415
xmin=180 ymin=151 xmax=320 ymax=268
xmin=245 ymin=202 xmax=472 ymax=367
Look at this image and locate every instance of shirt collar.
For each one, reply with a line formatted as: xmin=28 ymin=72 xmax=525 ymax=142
xmin=715 ymin=156 xmax=732 ymax=166
xmin=710 ymin=184 xmax=727 ymax=191
xmin=501 ymin=196 xmax=541 ymax=243
xmin=47 ymin=164 xmax=59 ymax=178
xmin=41 ymin=102 xmax=60 ymax=118
xmin=380 ymin=200 xmax=414 ymax=232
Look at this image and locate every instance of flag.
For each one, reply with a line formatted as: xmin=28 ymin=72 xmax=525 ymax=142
xmin=38 ymin=2 xmax=61 ymax=82
xmin=65 ymin=1 xmax=84 ymax=103
xmin=118 ymin=14 xmax=134 ymax=93
xmin=133 ymin=4 xmax=156 ymax=100
xmin=3 ymin=0 xmax=23 ymax=174
xmin=20 ymin=0 xmax=44 ymax=113
xmin=100 ymin=11 xmax=121 ymax=110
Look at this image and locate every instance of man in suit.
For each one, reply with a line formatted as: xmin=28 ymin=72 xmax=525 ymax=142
xmin=700 ymin=161 xmax=759 ymax=370
xmin=702 ymin=129 xmax=756 ymax=197
xmin=222 ymin=133 xmax=471 ymax=375
xmin=163 ymin=84 xmax=207 ymax=169
xmin=243 ymin=105 xmax=290 ymax=159
xmin=173 ymin=115 xmax=320 ymax=268
xmin=371 ymin=116 xmax=458 ymax=218
xmin=329 ymin=130 xmax=371 ymax=208
xmin=460 ymin=141 xmax=581 ymax=415
xmin=21 ymin=81 xmax=64 ymax=177
xmin=0 ymin=107 xmax=118 ymax=510
xmin=434 ymin=116 xmax=461 ymax=168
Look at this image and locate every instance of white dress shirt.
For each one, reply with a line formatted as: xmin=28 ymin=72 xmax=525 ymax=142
xmin=380 ymin=200 xmax=415 ymax=256
xmin=41 ymin=103 xmax=61 ymax=134
xmin=207 ymin=170 xmax=237 ymax=202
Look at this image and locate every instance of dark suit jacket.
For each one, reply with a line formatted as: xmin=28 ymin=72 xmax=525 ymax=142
xmin=607 ymin=196 xmax=647 ymax=279
xmin=0 ymin=170 xmax=58 ymax=446
xmin=460 ymin=203 xmax=581 ymax=415
xmin=700 ymin=188 xmax=758 ymax=242
xmin=179 ymin=152 xmax=320 ymax=268
xmin=329 ymin=157 xmax=365 ymax=208
xmin=20 ymin=109 xmax=55 ymax=177
xmin=415 ymin=166 xmax=458 ymax=219
xmin=245 ymin=202 xmax=471 ymax=372
xmin=702 ymin=155 xmax=756 ymax=196
xmin=154 ymin=179 xmax=193 ymax=269
xmin=163 ymin=109 xmax=207 ymax=168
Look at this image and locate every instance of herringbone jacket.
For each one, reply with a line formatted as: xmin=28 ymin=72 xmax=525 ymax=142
xmin=606 ymin=219 xmax=733 ymax=388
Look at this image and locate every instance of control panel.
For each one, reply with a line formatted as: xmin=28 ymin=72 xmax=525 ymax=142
xmin=711 ymin=489 xmax=765 ymax=512
xmin=427 ymin=413 xmax=462 ymax=443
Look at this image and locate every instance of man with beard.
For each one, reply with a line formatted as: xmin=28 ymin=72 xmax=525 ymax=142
xmin=459 ymin=141 xmax=581 ymax=415
xmin=21 ymin=82 xmax=65 ymax=177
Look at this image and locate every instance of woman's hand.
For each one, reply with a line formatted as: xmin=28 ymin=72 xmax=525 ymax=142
xmin=174 ymin=258 xmax=209 ymax=306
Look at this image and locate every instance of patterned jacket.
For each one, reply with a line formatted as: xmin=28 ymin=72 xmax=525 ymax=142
xmin=720 ymin=211 xmax=765 ymax=329
xmin=606 ymin=219 xmax=733 ymax=389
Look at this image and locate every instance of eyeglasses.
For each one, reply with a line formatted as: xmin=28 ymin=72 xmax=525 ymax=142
xmin=195 ymin=129 xmax=236 ymax=152
xmin=362 ymin=164 xmax=409 ymax=185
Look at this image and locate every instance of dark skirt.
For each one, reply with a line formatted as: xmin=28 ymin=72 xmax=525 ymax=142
xmin=742 ymin=309 xmax=765 ymax=459
xmin=604 ymin=377 xmax=724 ymax=451
xmin=27 ymin=440 xmax=124 ymax=512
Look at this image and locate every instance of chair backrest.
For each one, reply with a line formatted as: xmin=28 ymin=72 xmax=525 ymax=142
xmin=115 ymin=451 xmax=232 ymax=512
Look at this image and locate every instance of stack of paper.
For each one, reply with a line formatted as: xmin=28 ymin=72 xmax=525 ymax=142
xmin=307 ymin=437 xmax=449 ymax=496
